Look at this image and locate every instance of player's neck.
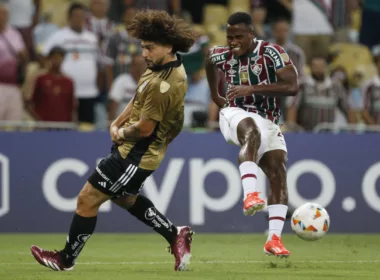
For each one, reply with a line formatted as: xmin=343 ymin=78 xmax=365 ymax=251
xmin=161 ymin=54 xmax=177 ymax=65
xmin=246 ymin=40 xmax=258 ymax=55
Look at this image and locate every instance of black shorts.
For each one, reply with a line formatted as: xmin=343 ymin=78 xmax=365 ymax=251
xmin=88 ymin=146 xmax=154 ymax=198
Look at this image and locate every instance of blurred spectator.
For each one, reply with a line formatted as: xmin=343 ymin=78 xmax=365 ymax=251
xmin=359 ymin=0 xmax=380 ymax=50
xmin=7 ymin=0 xmax=40 ymax=60
xmin=348 ymin=0 xmax=362 ymax=43
xmin=33 ymin=12 xmax=59 ymax=49
xmin=272 ymin=18 xmax=305 ymax=80
xmin=0 ymin=4 xmax=27 ymax=121
xmin=105 ymin=7 xmax=141 ymax=90
xmin=85 ymin=0 xmax=116 ymax=129
xmin=251 ymin=0 xmax=271 ymax=40
xmin=26 ymin=47 xmax=75 ymax=122
xmin=42 ymin=3 xmax=99 ymax=125
xmin=108 ymin=55 xmax=145 ymax=120
xmin=264 ymin=0 xmax=292 ymax=23
xmin=330 ymin=0 xmax=360 ymax=43
xmin=271 ymin=18 xmax=305 ymax=121
xmin=287 ymin=56 xmax=357 ymax=131
xmin=86 ymin=0 xmax=115 ymax=57
xmin=292 ymin=0 xmax=333 ymax=63
xmin=359 ymin=45 xmax=380 ymax=125
xmin=178 ymin=14 xmax=210 ymax=127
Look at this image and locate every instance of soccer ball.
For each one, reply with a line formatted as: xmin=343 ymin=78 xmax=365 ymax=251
xmin=291 ymin=202 xmax=330 ymax=241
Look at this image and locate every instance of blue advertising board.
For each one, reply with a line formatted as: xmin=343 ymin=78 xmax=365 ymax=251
xmin=0 ymin=131 xmax=379 ymax=233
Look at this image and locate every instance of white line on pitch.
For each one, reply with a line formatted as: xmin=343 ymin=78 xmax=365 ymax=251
xmin=0 ymin=260 xmax=380 ymax=266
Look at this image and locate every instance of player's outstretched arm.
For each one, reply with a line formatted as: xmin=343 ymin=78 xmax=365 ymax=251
xmin=205 ymin=54 xmax=226 ymax=108
xmin=227 ymin=65 xmax=298 ymax=100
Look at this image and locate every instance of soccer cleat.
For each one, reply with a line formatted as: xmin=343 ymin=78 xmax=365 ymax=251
xmin=168 ymin=226 xmax=194 ymax=271
xmin=263 ymin=234 xmax=290 ymax=258
xmin=30 ymin=245 xmax=74 ymax=271
xmin=243 ymin=192 xmax=265 ymax=216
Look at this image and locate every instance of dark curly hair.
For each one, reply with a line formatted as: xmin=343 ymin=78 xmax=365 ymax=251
xmin=127 ymin=10 xmax=196 ymax=53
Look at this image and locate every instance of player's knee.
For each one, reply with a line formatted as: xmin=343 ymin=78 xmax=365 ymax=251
xmin=240 ymin=126 xmax=260 ymax=146
xmin=76 ymin=185 xmax=103 ymax=215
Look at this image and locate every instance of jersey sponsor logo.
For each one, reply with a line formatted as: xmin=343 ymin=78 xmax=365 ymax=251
xmin=265 ymin=48 xmax=282 ymax=68
xmin=240 ymin=65 xmax=248 ymax=72
xmin=211 ymin=55 xmax=224 ymax=63
xmin=240 ymin=72 xmax=249 ymax=83
xmin=138 ymin=79 xmax=150 ymax=93
xmin=160 ymin=81 xmax=170 ymax=93
xmin=251 ymin=64 xmax=262 ymax=76
xmin=145 ymin=207 xmax=157 ymax=220
xmin=281 ymin=53 xmax=290 ymax=63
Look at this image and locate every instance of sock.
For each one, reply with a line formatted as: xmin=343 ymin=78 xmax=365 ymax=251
xmin=267 ymin=204 xmax=288 ymax=241
xmin=128 ymin=195 xmax=177 ymax=244
xmin=60 ymin=214 xmax=97 ymax=265
xmin=239 ymin=161 xmax=258 ymax=199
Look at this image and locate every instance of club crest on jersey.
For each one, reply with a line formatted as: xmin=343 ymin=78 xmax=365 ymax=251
xmin=227 ymin=58 xmax=237 ymax=66
xmin=240 ymin=72 xmax=249 ymax=83
xmin=160 ymin=81 xmax=171 ymax=93
xmin=251 ymin=64 xmax=262 ymax=76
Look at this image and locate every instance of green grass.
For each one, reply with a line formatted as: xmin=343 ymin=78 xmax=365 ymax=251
xmin=0 ymin=234 xmax=379 ymax=280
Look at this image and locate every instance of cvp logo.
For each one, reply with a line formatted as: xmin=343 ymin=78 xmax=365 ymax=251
xmin=145 ymin=207 xmax=157 ymax=220
xmin=0 ymin=153 xmax=10 ymax=218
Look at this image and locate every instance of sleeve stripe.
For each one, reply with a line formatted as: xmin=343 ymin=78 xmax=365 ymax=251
xmin=265 ymin=45 xmax=285 ymax=66
xmin=264 ymin=54 xmax=276 ymax=66
xmin=210 ymin=49 xmax=229 ymax=58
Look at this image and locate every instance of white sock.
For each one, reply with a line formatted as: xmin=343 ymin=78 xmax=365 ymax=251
xmin=267 ymin=204 xmax=288 ymax=241
xmin=239 ymin=161 xmax=258 ymax=199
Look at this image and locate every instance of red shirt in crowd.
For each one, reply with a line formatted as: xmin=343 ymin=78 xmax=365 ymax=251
xmin=32 ymin=73 xmax=75 ymax=122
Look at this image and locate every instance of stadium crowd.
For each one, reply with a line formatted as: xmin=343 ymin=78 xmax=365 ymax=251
xmin=0 ymin=0 xmax=379 ymax=133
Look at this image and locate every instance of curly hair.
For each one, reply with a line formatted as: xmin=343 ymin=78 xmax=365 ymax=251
xmin=127 ymin=10 xmax=196 ymax=53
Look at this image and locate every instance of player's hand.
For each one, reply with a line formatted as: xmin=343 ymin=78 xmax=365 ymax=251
xmin=110 ymin=125 xmax=123 ymax=145
xmin=226 ymin=85 xmax=253 ymax=100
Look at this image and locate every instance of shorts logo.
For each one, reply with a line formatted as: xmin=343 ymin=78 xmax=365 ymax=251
xmin=145 ymin=207 xmax=157 ymax=220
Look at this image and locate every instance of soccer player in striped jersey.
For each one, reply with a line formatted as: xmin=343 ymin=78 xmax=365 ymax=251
xmin=205 ymin=12 xmax=298 ymax=257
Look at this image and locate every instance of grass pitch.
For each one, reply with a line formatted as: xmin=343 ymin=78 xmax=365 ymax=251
xmin=0 ymin=233 xmax=379 ymax=280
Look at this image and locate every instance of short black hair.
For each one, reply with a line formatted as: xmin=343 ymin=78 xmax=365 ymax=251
xmin=48 ymin=46 xmax=66 ymax=57
xmin=227 ymin=12 xmax=252 ymax=26
xmin=68 ymin=3 xmax=86 ymax=18
xmin=273 ymin=17 xmax=291 ymax=26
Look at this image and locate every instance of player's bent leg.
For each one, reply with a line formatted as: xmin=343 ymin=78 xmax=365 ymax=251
xmin=113 ymin=194 xmax=194 ymax=271
xmin=259 ymin=150 xmax=290 ymax=257
xmin=236 ymin=117 xmax=265 ymax=216
xmin=31 ymin=182 xmax=111 ymax=271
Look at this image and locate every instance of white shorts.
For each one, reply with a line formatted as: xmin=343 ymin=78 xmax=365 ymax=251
xmin=219 ymin=107 xmax=287 ymax=163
